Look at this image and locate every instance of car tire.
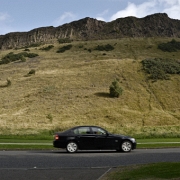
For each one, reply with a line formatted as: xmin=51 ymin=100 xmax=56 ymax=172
xmin=66 ymin=141 xmax=78 ymax=153
xmin=120 ymin=140 xmax=132 ymax=152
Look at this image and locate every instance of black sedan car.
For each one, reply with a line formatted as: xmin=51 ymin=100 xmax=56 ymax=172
xmin=53 ymin=126 xmax=136 ymax=153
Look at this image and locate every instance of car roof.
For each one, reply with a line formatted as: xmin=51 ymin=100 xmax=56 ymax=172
xmin=71 ymin=125 xmax=103 ymax=129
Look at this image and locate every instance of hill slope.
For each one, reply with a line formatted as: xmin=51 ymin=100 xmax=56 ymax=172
xmin=0 ymin=38 xmax=180 ymax=137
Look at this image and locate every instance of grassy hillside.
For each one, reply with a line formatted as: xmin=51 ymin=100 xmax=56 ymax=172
xmin=0 ymin=38 xmax=180 ymax=137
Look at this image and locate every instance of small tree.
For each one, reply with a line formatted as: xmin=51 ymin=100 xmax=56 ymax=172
xmin=28 ymin=69 xmax=36 ymax=75
xmin=20 ymin=55 xmax=26 ymax=62
xmin=109 ymin=80 xmax=123 ymax=98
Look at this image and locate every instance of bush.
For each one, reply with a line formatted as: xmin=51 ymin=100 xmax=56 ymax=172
xmin=28 ymin=69 xmax=36 ymax=75
xmin=88 ymin=49 xmax=92 ymax=53
xmin=58 ymin=38 xmax=73 ymax=44
xmin=109 ymin=80 xmax=123 ymax=98
xmin=39 ymin=45 xmax=54 ymax=51
xmin=158 ymin=39 xmax=180 ymax=52
xmin=6 ymin=79 xmax=11 ymax=86
xmin=24 ymin=69 xmax=36 ymax=77
xmin=46 ymin=114 xmax=53 ymax=122
xmin=0 ymin=52 xmax=38 ymax=65
xmin=26 ymin=53 xmax=38 ymax=58
xmin=0 ymin=79 xmax=11 ymax=87
xmin=24 ymin=48 xmax=30 ymax=51
xmin=142 ymin=58 xmax=180 ymax=80
xmin=21 ymin=56 xmax=26 ymax=62
xmin=25 ymin=43 xmax=41 ymax=48
xmin=56 ymin=45 xmax=72 ymax=53
xmin=94 ymin=44 xmax=114 ymax=51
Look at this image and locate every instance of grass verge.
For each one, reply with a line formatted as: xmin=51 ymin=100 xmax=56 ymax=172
xmin=0 ymin=136 xmax=180 ymax=150
xmin=137 ymin=138 xmax=180 ymax=148
xmin=0 ymin=134 xmax=53 ymax=150
xmin=102 ymin=162 xmax=180 ymax=180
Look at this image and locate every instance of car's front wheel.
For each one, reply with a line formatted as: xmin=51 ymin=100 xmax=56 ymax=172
xmin=66 ymin=142 xmax=78 ymax=153
xmin=120 ymin=141 xmax=132 ymax=152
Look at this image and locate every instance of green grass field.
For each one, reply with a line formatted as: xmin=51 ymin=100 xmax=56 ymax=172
xmin=102 ymin=162 xmax=180 ymax=180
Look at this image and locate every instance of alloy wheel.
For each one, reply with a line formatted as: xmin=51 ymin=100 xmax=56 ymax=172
xmin=66 ymin=142 xmax=78 ymax=153
xmin=121 ymin=141 xmax=132 ymax=152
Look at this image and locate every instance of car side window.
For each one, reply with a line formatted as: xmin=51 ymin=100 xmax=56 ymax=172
xmin=73 ymin=127 xmax=91 ymax=135
xmin=92 ymin=127 xmax=106 ymax=135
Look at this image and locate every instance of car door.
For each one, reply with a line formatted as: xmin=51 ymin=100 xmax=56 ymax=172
xmin=74 ymin=127 xmax=95 ymax=150
xmin=92 ymin=127 xmax=117 ymax=150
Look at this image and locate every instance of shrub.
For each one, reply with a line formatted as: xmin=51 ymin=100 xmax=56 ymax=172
xmin=46 ymin=114 xmax=53 ymax=122
xmin=26 ymin=53 xmax=38 ymax=58
xmin=0 ymin=52 xmax=38 ymax=65
xmin=56 ymin=44 xmax=72 ymax=53
xmin=0 ymin=79 xmax=12 ymax=87
xmin=21 ymin=56 xmax=26 ymax=62
xmin=25 ymin=43 xmax=41 ymax=48
xmin=142 ymin=58 xmax=180 ymax=80
xmin=6 ymin=79 xmax=11 ymax=86
xmin=158 ymin=39 xmax=180 ymax=52
xmin=88 ymin=49 xmax=92 ymax=53
xmin=94 ymin=44 xmax=114 ymax=51
xmin=40 ymin=45 xmax=54 ymax=51
xmin=24 ymin=48 xmax=30 ymax=51
xmin=28 ymin=69 xmax=36 ymax=75
xmin=58 ymin=38 xmax=73 ymax=44
xmin=109 ymin=80 xmax=123 ymax=98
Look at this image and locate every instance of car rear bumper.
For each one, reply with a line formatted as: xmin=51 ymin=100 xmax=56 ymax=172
xmin=53 ymin=140 xmax=66 ymax=148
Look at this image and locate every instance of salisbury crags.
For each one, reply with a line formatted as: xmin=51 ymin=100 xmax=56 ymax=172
xmin=0 ymin=13 xmax=180 ymax=50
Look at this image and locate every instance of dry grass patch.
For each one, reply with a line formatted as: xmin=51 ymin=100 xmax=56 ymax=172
xmin=0 ymin=38 xmax=179 ymax=136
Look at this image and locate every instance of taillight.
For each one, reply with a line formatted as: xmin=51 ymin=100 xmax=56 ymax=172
xmin=54 ymin=135 xmax=59 ymax=140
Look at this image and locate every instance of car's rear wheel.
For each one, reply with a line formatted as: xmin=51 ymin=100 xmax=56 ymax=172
xmin=66 ymin=142 xmax=78 ymax=153
xmin=120 ymin=141 xmax=132 ymax=152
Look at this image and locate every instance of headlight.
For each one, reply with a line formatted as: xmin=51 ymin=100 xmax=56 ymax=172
xmin=130 ymin=138 xmax=136 ymax=143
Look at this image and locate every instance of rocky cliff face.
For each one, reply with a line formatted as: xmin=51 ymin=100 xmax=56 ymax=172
xmin=101 ymin=13 xmax=180 ymax=38
xmin=0 ymin=13 xmax=180 ymax=50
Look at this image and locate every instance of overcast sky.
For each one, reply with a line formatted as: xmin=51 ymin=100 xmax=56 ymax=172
xmin=0 ymin=0 xmax=180 ymax=35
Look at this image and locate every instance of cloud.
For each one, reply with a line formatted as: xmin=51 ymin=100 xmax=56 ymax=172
xmin=96 ymin=17 xmax=106 ymax=21
xmin=0 ymin=12 xmax=9 ymax=21
xmin=159 ymin=0 xmax=180 ymax=19
xmin=158 ymin=0 xmax=180 ymax=6
xmin=53 ymin=12 xmax=77 ymax=26
xmin=109 ymin=0 xmax=180 ymax=21
xmin=110 ymin=1 xmax=157 ymax=21
xmin=0 ymin=12 xmax=14 ymax=35
xmin=96 ymin=10 xmax=109 ymax=21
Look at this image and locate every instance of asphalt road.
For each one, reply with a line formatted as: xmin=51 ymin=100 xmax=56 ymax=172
xmin=0 ymin=148 xmax=180 ymax=180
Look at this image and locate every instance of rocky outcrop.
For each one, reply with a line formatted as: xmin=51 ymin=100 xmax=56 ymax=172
xmin=101 ymin=13 xmax=180 ymax=38
xmin=0 ymin=13 xmax=180 ymax=50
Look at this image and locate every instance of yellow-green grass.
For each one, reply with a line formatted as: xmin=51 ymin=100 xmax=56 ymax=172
xmin=0 ymin=38 xmax=179 ymax=137
xmin=102 ymin=162 xmax=180 ymax=180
